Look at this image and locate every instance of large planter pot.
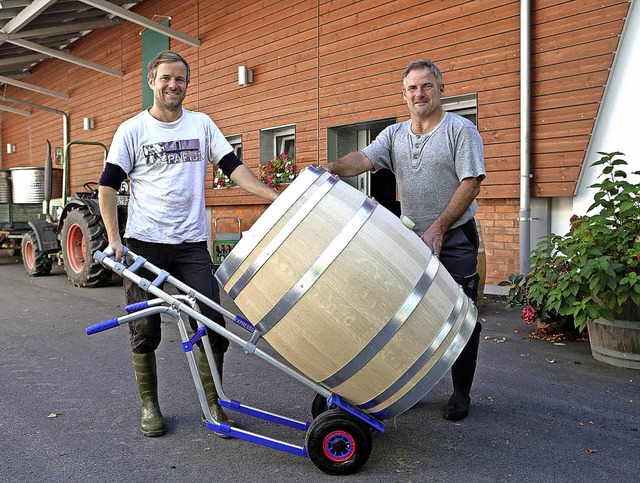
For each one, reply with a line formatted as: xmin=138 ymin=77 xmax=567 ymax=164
xmin=587 ymin=302 xmax=640 ymax=370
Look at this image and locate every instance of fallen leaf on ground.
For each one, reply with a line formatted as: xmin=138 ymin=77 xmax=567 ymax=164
xmin=546 ymin=359 xmax=556 ymax=363
xmin=485 ymin=337 xmax=507 ymax=343
xmin=584 ymin=449 xmax=597 ymax=454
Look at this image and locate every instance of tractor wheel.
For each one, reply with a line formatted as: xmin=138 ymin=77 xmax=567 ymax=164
xmin=21 ymin=231 xmax=52 ymax=276
xmin=306 ymin=409 xmax=373 ymax=475
xmin=60 ymin=206 xmax=110 ymax=287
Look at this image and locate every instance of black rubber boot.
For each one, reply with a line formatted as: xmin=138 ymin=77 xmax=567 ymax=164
xmin=198 ymin=351 xmax=234 ymax=437
xmin=445 ymin=322 xmax=482 ymax=421
xmin=133 ymin=352 xmax=168 ymax=437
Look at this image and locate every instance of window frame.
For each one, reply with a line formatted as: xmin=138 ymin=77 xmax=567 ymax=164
xmin=260 ymin=124 xmax=296 ymax=164
xmin=441 ymin=93 xmax=478 ymax=124
xmin=226 ymin=134 xmax=243 ymax=161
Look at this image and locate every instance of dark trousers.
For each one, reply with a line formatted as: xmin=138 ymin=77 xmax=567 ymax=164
xmin=124 ymin=238 xmax=229 ymax=355
xmin=439 ymin=218 xmax=480 ymax=298
xmin=438 ymin=219 xmax=483 ymax=393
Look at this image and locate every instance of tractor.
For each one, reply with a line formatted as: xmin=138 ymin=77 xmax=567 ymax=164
xmin=21 ymin=140 xmax=128 ymax=287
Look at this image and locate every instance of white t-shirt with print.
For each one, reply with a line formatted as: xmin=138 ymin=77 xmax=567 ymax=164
xmin=106 ymin=108 xmax=233 ymax=244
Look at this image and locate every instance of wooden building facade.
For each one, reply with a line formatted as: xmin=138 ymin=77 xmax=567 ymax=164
xmin=0 ymin=0 xmax=632 ymax=289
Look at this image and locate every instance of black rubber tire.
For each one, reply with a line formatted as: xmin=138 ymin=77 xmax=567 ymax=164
xmin=306 ymin=409 xmax=373 ymax=475
xmin=311 ymin=393 xmax=328 ymax=419
xmin=60 ymin=207 xmax=110 ymax=287
xmin=21 ymin=231 xmax=52 ymax=276
xmin=311 ymin=393 xmax=340 ymax=419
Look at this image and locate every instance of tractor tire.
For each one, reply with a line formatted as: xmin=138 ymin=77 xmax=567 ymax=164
xmin=21 ymin=231 xmax=53 ymax=276
xmin=60 ymin=206 xmax=110 ymax=287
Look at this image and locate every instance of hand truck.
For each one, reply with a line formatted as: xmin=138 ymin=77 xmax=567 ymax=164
xmin=86 ymin=247 xmax=384 ymax=475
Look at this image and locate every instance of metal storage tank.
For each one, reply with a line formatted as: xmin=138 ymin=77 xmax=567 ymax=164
xmin=9 ymin=167 xmax=63 ymax=203
xmin=0 ymin=171 xmax=11 ymax=203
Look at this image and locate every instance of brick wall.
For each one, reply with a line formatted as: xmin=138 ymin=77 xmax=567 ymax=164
xmin=211 ymin=202 xmax=270 ymax=236
xmin=477 ymin=199 xmax=520 ymax=287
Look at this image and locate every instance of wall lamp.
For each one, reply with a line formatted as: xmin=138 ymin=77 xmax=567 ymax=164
xmin=6 ymin=143 xmax=16 ymax=154
xmin=238 ymin=66 xmax=253 ymax=86
xmin=83 ymin=117 xmax=95 ymax=131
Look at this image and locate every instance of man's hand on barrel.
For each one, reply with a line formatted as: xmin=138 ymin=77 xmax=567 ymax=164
xmin=421 ymin=225 xmax=444 ymax=257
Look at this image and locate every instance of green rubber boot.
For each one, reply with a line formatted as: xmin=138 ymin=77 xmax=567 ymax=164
xmin=198 ymin=351 xmax=234 ymax=437
xmin=133 ymin=352 xmax=168 ymax=437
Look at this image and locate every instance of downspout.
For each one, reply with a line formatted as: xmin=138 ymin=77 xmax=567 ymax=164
xmin=519 ymin=0 xmax=532 ymax=274
xmin=61 ymin=112 xmax=69 ymax=205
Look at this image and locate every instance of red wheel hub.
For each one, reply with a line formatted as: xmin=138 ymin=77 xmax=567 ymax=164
xmin=322 ymin=430 xmax=356 ymax=462
xmin=66 ymin=223 xmax=86 ymax=273
xmin=23 ymin=239 xmax=35 ymax=269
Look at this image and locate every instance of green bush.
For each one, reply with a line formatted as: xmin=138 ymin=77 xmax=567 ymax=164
xmin=500 ymin=152 xmax=640 ymax=331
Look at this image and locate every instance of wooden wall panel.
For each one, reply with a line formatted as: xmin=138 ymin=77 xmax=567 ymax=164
xmin=526 ymin=0 xmax=628 ymax=197
xmin=2 ymin=0 xmax=625 ymax=196
xmin=0 ymin=0 xmax=630 ymax=287
xmin=316 ymin=0 xmax=524 ymax=203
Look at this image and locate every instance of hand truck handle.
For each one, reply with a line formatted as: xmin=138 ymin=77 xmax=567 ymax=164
xmin=99 ymin=246 xmax=129 ymax=260
xmin=86 ymin=318 xmax=120 ymax=335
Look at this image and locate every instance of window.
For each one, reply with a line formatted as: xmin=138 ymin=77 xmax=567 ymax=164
xmin=442 ymin=93 xmax=478 ymax=125
xmin=260 ymin=125 xmax=295 ymax=164
xmin=226 ymin=134 xmax=242 ymax=161
xmin=276 ymin=132 xmax=295 ymax=158
xmin=327 ymin=118 xmax=400 ymax=215
xmin=327 ymin=118 xmax=396 ymax=162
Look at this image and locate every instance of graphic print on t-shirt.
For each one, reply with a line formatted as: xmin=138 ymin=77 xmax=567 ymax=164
xmin=142 ymin=139 xmax=201 ymax=166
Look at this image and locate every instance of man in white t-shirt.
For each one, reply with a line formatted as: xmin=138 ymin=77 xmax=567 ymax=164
xmin=327 ymin=59 xmax=486 ymax=421
xmin=98 ymin=51 xmax=278 ymax=438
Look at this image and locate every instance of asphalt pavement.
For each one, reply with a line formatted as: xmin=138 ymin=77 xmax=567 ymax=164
xmin=0 ymin=254 xmax=638 ymax=482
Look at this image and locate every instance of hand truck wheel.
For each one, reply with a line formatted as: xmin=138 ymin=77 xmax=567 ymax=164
xmin=311 ymin=393 xmax=335 ymax=418
xmin=305 ymin=408 xmax=373 ymax=475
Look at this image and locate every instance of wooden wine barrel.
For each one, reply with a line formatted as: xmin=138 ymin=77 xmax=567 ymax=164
xmin=215 ymin=166 xmax=477 ymax=419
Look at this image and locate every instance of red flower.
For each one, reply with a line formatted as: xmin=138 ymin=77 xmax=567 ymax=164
xmin=259 ymin=154 xmax=296 ymax=189
xmin=521 ymin=306 xmax=537 ymax=324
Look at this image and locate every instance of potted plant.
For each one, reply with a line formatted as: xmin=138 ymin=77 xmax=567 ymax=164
xmin=501 ymin=152 xmax=640 ymax=367
xmin=259 ymin=153 xmax=296 ymax=189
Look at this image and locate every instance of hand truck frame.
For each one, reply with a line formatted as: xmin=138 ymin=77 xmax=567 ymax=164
xmin=86 ymin=247 xmax=384 ymax=475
